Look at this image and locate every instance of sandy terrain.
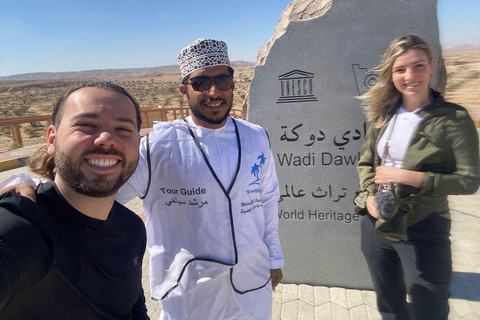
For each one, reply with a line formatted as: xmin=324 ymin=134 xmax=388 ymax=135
xmin=0 ymin=49 xmax=478 ymax=152
xmin=0 ymin=66 xmax=254 ymax=151
xmin=443 ymin=49 xmax=480 ymax=112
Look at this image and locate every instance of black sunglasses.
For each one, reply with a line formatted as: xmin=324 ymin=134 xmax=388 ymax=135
xmin=185 ymin=75 xmax=233 ymax=92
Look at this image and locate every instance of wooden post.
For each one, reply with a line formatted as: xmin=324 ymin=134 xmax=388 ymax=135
xmin=144 ymin=113 xmax=150 ymax=129
xmin=10 ymin=124 xmax=23 ymax=146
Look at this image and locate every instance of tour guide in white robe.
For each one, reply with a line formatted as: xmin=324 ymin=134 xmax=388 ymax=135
xmin=116 ymin=116 xmax=284 ymax=319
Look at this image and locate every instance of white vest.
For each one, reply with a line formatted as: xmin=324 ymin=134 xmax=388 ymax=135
xmin=128 ymin=118 xmax=281 ymax=301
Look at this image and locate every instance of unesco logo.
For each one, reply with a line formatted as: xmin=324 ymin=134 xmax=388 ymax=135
xmin=276 ymin=70 xmax=319 ymax=104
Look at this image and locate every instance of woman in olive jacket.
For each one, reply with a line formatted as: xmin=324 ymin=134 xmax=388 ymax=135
xmin=355 ymin=34 xmax=479 ymax=320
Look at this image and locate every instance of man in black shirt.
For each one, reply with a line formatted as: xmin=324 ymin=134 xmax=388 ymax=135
xmin=0 ymin=82 xmax=149 ymax=319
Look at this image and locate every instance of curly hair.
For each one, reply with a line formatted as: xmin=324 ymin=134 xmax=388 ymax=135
xmin=27 ymin=145 xmax=55 ymax=180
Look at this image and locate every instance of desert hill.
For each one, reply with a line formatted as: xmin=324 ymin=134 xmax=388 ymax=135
xmin=0 ymin=62 xmax=255 ymax=151
xmin=0 ymin=61 xmax=255 ymax=82
xmin=443 ymin=44 xmax=480 ymax=53
xmin=0 ymin=49 xmax=479 ymax=152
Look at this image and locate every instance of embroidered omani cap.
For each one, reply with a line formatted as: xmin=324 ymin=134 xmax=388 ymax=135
xmin=177 ymin=38 xmax=231 ymax=79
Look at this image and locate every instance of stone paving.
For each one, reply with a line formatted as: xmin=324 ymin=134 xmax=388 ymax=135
xmin=1 ymin=164 xmax=479 ymax=319
xmin=90 ymin=187 xmax=480 ymax=319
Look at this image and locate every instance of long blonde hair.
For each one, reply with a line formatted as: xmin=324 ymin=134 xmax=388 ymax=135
xmin=358 ymin=34 xmax=434 ymax=127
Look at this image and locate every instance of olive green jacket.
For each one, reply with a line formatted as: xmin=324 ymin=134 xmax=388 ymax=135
xmin=355 ymin=92 xmax=480 ymax=240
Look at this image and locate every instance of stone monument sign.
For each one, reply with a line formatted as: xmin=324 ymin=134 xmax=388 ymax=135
xmin=248 ymin=0 xmax=443 ymax=289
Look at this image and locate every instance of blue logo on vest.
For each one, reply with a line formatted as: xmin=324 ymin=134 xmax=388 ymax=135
xmin=249 ymin=152 xmax=267 ymax=186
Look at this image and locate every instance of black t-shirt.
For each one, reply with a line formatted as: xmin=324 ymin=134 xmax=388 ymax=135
xmin=0 ymin=182 xmax=148 ymax=319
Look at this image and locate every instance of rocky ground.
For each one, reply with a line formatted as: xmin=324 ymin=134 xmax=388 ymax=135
xmin=443 ymin=49 xmax=480 ymax=113
xmin=0 ymin=65 xmax=253 ymax=151
xmin=0 ymin=49 xmax=479 ymax=152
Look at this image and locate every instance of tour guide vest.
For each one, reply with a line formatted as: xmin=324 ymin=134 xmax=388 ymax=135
xmin=141 ymin=118 xmax=276 ymax=300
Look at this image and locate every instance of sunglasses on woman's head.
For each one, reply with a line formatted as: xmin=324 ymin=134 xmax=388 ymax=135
xmin=185 ymin=75 xmax=233 ymax=92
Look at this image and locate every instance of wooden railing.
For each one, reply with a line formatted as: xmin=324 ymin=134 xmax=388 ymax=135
xmin=0 ymin=106 xmax=244 ymax=148
xmin=0 ymin=115 xmax=52 ymax=147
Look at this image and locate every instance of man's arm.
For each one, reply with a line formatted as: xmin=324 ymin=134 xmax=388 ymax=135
xmin=0 ymin=200 xmax=51 ymax=309
xmin=258 ymin=133 xmax=284 ymax=286
xmin=130 ymin=288 xmax=149 ymax=320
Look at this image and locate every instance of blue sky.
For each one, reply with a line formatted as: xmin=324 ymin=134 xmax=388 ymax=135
xmin=0 ymin=0 xmax=478 ymax=77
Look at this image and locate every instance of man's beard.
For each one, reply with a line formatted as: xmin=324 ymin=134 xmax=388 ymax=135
xmin=187 ymin=94 xmax=233 ymax=126
xmin=54 ymin=146 xmax=138 ymax=198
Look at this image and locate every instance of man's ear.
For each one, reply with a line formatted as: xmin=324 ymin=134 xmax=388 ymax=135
xmin=179 ymin=84 xmax=186 ymax=95
xmin=46 ymin=125 xmax=56 ymax=156
xmin=179 ymin=84 xmax=188 ymax=102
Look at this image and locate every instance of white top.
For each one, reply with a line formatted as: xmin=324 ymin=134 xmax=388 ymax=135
xmin=377 ymin=106 xmax=424 ymax=169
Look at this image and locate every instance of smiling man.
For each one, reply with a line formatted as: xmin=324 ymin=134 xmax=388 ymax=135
xmin=116 ymin=39 xmax=284 ymax=319
xmin=0 ymin=82 xmax=149 ymax=319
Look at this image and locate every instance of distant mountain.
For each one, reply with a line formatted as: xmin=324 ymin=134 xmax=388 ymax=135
xmin=443 ymin=44 xmax=479 ymax=53
xmin=230 ymin=61 xmax=256 ymax=67
xmin=0 ymin=61 xmax=255 ymax=81
xmin=0 ymin=65 xmax=179 ymax=81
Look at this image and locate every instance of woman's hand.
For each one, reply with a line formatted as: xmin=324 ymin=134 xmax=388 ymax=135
xmin=375 ymin=166 xmax=424 ymax=188
xmin=366 ymin=195 xmax=379 ymax=219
